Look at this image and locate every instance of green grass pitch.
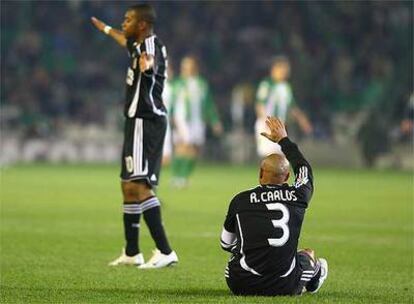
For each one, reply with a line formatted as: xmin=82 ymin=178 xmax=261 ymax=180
xmin=0 ymin=164 xmax=412 ymax=303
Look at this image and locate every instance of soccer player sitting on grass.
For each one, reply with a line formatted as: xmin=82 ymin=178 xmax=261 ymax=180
xmin=220 ymin=116 xmax=328 ymax=296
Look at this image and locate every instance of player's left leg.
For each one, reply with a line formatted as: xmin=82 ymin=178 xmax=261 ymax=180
xmin=135 ymin=180 xmax=178 ymax=269
xmin=297 ymin=248 xmax=328 ymax=294
xmin=138 ymin=116 xmax=178 ymax=268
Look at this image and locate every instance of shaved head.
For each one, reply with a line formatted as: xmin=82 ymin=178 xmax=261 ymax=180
xmin=259 ymin=154 xmax=290 ymax=185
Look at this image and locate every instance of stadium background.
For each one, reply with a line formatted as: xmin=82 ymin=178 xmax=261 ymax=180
xmin=1 ymin=1 xmax=412 ymax=167
xmin=1 ymin=1 xmax=413 ymax=303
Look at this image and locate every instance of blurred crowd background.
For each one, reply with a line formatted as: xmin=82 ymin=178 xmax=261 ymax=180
xmin=1 ymin=1 xmax=413 ymax=168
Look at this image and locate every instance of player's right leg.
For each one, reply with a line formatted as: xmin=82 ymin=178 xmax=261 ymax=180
xmin=297 ymin=248 xmax=328 ymax=294
xmin=109 ymin=118 xmax=145 ymax=266
xmin=108 ymin=181 xmax=145 ymax=266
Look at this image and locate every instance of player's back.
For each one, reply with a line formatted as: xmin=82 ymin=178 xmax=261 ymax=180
xmin=221 ymin=137 xmax=314 ymax=295
xmin=234 ymin=184 xmax=305 ymax=271
xmin=226 ymin=184 xmax=306 ymax=294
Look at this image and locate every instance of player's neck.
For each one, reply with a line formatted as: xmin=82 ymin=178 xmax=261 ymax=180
xmin=260 ymin=178 xmax=285 ymax=186
xmin=136 ymin=29 xmax=154 ymax=43
xmin=261 ymin=182 xmax=284 ymax=187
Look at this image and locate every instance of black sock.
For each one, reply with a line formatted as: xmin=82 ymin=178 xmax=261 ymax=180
xmin=123 ymin=202 xmax=142 ymax=256
xmin=141 ymin=197 xmax=172 ymax=255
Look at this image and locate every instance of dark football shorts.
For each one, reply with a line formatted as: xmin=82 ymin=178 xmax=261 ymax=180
xmin=120 ymin=116 xmax=166 ymax=187
xmin=225 ymin=250 xmax=318 ymax=296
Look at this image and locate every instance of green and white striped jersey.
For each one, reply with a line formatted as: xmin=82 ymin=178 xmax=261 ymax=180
xmin=256 ymin=78 xmax=295 ymax=122
xmin=163 ymin=78 xmax=175 ymax=113
xmin=173 ymin=76 xmax=219 ymax=125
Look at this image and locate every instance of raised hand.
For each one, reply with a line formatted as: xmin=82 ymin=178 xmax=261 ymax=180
xmin=260 ymin=116 xmax=288 ymax=143
xmin=91 ymin=17 xmax=107 ymax=32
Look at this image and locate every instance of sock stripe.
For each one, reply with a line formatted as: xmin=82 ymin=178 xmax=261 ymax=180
xmin=141 ymin=197 xmax=161 ymax=212
xmin=123 ymin=204 xmax=142 ymax=214
xmin=142 ymin=201 xmax=160 ymax=212
xmin=141 ymin=197 xmax=158 ymax=204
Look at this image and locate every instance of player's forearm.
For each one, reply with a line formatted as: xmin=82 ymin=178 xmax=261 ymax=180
xmin=106 ymin=27 xmax=127 ymax=47
xmin=220 ymin=227 xmax=236 ymax=252
xmin=279 ymin=137 xmax=312 ymax=174
xmin=91 ymin=17 xmax=126 ymax=47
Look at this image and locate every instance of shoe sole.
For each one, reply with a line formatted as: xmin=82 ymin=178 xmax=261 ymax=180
xmin=138 ymin=260 xmax=178 ymax=269
xmin=109 ymin=263 xmax=144 ymax=266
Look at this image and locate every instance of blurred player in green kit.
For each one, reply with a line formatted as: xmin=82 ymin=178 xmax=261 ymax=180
xmin=255 ymin=56 xmax=313 ymax=157
xmin=171 ymin=56 xmax=223 ymax=188
xmin=162 ymin=64 xmax=176 ymax=166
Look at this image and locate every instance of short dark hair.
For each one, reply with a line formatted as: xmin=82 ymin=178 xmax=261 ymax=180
xmin=128 ymin=4 xmax=156 ymax=25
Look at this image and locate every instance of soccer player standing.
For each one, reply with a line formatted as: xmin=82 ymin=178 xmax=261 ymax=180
xmin=221 ymin=116 xmax=328 ymax=296
xmin=255 ymin=56 xmax=313 ymax=157
xmin=171 ymin=56 xmax=223 ymax=188
xmin=91 ymin=4 xmax=178 ymax=268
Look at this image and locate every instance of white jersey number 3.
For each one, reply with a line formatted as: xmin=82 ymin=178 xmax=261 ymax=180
xmin=266 ymin=203 xmax=290 ymax=247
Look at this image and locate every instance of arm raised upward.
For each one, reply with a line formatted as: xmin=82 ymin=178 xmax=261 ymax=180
xmin=261 ymin=116 xmax=314 ymax=203
xmin=91 ymin=16 xmax=127 ymax=48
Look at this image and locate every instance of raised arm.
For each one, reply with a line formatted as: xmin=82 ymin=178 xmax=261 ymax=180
xmin=91 ymin=17 xmax=127 ymax=48
xmin=261 ymin=116 xmax=314 ymax=202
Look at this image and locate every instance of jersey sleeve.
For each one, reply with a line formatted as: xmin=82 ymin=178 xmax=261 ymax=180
xmin=220 ymin=197 xmax=237 ymax=252
xmin=279 ymin=137 xmax=314 ymax=206
xmin=139 ymin=36 xmax=158 ymax=76
xmin=256 ymin=80 xmax=270 ymax=105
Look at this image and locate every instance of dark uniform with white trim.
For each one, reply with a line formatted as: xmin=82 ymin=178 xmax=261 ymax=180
xmin=221 ymin=137 xmax=316 ymax=296
xmin=121 ymin=35 xmax=168 ymax=186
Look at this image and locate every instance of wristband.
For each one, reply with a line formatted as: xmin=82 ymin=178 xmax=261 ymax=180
xmin=103 ymin=25 xmax=112 ymax=35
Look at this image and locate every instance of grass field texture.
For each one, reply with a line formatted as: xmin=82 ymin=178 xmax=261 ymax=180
xmin=0 ymin=164 xmax=413 ymax=303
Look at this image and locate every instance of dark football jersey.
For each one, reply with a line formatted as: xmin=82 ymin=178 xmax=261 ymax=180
xmin=124 ymin=35 xmax=167 ymax=119
xmin=221 ymin=137 xmax=314 ymax=295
